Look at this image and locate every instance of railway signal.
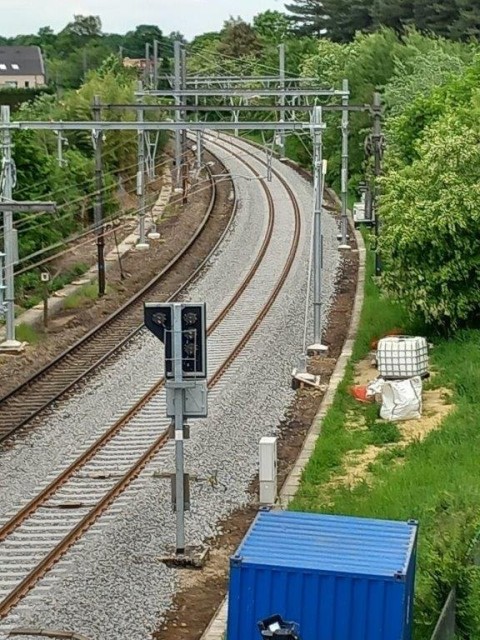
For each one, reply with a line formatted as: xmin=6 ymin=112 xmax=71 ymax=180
xmin=144 ymin=302 xmax=207 ymax=379
xmin=144 ymin=301 xmax=208 ymax=567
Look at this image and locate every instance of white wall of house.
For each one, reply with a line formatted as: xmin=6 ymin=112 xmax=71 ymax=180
xmin=0 ymin=74 xmax=45 ymax=88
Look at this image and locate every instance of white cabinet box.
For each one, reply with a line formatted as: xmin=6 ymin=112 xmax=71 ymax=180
xmin=377 ymin=336 xmax=428 ymax=379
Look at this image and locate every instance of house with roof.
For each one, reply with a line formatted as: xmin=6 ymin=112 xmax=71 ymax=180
xmin=0 ymin=46 xmax=46 ymax=89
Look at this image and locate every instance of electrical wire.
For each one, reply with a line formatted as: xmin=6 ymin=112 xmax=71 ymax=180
xmin=14 ymin=166 xmax=221 ymax=276
xmin=185 ymin=39 xmax=300 ymax=78
xmin=5 ymin=147 xmax=192 ymax=236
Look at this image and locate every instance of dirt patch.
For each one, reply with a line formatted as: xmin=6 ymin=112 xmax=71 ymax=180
xmin=354 ymin=353 xmax=378 ymax=385
xmin=152 ymin=219 xmax=360 ymax=640
xmin=325 ymin=356 xmax=455 ymax=493
xmin=0 ymin=150 xmax=233 ymax=398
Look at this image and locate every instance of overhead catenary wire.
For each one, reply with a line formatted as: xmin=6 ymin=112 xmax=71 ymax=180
xmin=5 ymin=147 xmax=193 ymax=237
xmin=14 ymin=168 xmax=225 ymax=277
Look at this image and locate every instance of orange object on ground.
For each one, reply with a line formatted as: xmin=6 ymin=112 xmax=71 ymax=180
xmin=349 ymin=385 xmax=374 ymax=403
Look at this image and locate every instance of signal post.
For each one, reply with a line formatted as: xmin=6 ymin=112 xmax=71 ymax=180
xmin=145 ymin=301 xmax=208 ymax=568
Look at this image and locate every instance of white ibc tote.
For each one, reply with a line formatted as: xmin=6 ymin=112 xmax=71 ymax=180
xmin=377 ymin=336 xmax=428 ymax=379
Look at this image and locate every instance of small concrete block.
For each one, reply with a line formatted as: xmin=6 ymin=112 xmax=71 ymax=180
xmin=158 ymin=545 xmax=209 ymax=569
xmin=0 ymin=339 xmax=27 ymax=354
xmin=291 ymin=369 xmax=322 ymax=390
xmin=307 ymin=343 xmax=329 ymax=356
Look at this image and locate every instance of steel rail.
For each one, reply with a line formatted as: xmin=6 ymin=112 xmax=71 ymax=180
xmin=0 ymin=163 xmax=221 ymax=443
xmin=0 ymin=139 xmax=301 ymax=619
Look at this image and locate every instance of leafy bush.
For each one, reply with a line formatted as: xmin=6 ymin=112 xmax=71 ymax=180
xmin=379 ymin=110 xmax=480 ymax=329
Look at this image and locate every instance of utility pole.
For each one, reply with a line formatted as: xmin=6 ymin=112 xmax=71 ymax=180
xmin=278 ymin=43 xmax=286 ymax=161
xmin=339 ymin=78 xmax=351 ymax=250
xmin=136 ymin=82 xmax=148 ymax=249
xmin=92 ymin=96 xmax=106 ymax=298
xmin=0 ymin=106 xmax=16 ymax=349
xmin=0 ymin=106 xmax=58 ymax=351
xmin=153 ymin=40 xmax=159 ymax=90
xmin=173 ymin=41 xmax=182 ymax=192
xmin=309 ymin=106 xmax=328 ymax=354
xmin=172 ymin=304 xmax=186 ymax=554
xmin=180 ymin=46 xmax=188 ymax=204
xmin=373 ymin=92 xmax=383 ymax=277
xmin=145 ymin=43 xmax=151 ymax=87
xmin=195 ymin=78 xmax=202 ymax=171
xmin=55 ymin=129 xmax=68 ymax=168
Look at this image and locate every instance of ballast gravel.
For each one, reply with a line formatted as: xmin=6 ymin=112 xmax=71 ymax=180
xmin=0 ymin=146 xmax=267 ymax=521
xmin=0 ymin=139 xmax=341 ymax=640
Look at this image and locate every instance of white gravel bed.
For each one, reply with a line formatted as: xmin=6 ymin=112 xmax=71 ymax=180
xmin=0 ymin=145 xmax=268 ymax=521
xmin=0 ymin=146 xmax=342 ymax=640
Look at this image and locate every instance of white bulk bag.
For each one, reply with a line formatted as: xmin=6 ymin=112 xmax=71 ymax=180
xmin=380 ymin=377 xmax=422 ymax=422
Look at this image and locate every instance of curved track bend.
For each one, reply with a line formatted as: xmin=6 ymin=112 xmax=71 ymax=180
xmin=0 ymin=139 xmax=302 ymax=624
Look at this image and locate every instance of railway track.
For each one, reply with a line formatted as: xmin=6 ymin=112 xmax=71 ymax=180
xmin=0 ymin=140 xmax=302 ymax=627
xmin=0 ymin=163 xmax=224 ymax=444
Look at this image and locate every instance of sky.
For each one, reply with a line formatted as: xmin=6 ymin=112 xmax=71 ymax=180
xmin=0 ymin=0 xmax=285 ymax=39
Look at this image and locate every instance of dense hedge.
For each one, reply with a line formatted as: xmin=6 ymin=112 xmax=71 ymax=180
xmin=0 ymin=87 xmax=54 ymax=109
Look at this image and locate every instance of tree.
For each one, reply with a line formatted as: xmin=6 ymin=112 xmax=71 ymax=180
xmin=253 ymin=10 xmax=290 ymax=43
xmin=37 ymin=26 xmax=56 ymax=49
xmin=413 ymin=0 xmax=460 ymax=38
xmin=322 ymin=0 xmax=374 ymax=42
xmin=379 ymin=111 xmax=480 ymax=329
xmin=190 ymin=31 xmax=221 ymax=51
xmin=56 ymin=15 xmax=103 ymax=56
xmin=383 ymin=33 xmax=469 ymax=117
xmin=284 ymin=0 xmax=327 ymax=37
xmin=123 ymin=25 xmax=164 ymax=58
xmin=165 ymin=31 xmax=187 ymax=45
xmin=63 ymin=15 xmax=102 ymax=39
xmin=218 ymin=18 xmax=263 ymax=58
xmin=450 ymin=0 xmax=480 ymax=40
xmin=371 ymin=0 xmax=415 ymax=31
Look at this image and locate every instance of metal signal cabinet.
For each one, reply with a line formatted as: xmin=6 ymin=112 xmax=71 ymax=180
xmin=227 ymin=510 xmax=418 ymax=640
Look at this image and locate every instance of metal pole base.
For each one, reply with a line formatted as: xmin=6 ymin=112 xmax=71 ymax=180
xmin=338 ymin=244 xmax=352 ymax=251
xmin=135 ymin=242 xmax=150 ymax=250
xmin=158 ymin=544 xmax=209 ymax=569
xmin=147 ymin=231 xmax=161 ymax=240
xmin=0 ymin=339 xmax=26 ymax=354
xmin=291 ymin=368 xmax=323 ymax=391
xmin=307 ymin=343 xmax=328 ymax=357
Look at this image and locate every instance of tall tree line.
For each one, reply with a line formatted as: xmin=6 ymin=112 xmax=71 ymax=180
xmin=0 ymin=15 xmax=179 ymax=89
xmin=285 ymin=0 xmax=480 ymax=42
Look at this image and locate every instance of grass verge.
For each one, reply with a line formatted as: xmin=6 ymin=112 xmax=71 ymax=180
xmin=63 ymin=282 xmax=99 ymax=310
xmin=15 ymin=323 xmax=42 ymax=344
xmin=290 ymin=233 xmax=480 ymax=639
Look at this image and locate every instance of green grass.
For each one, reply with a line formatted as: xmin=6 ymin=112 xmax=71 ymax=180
xmin=15 ymin=323 xmax=42 ymax=344
xmin=19 ymin=262 xmax=90 ymax=310
xmin=63 ymin=282 xmax=99 ymax=310
xmin=290 ymin=235 xmax=480 ymax=639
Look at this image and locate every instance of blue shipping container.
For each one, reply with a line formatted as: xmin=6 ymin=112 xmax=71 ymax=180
xmin=227 ymin=510 xmax=418 ymax=640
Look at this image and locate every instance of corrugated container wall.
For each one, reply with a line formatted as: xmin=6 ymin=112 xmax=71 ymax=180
xmin=227 ymin=510 xmax=418 ymax=640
